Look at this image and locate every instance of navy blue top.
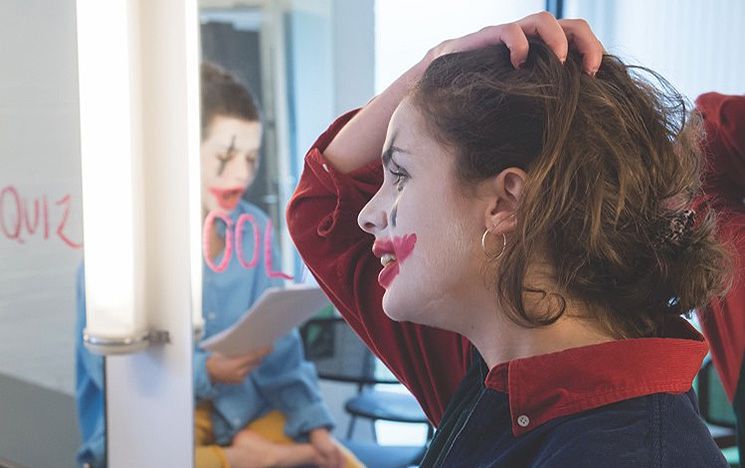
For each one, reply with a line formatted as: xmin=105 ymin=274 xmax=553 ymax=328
xmin=421 ymin=348 xmax=728 ymax=467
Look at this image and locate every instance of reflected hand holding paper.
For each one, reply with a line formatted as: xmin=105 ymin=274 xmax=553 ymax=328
xmin=206 ymin=346 xmax=273 ymax=385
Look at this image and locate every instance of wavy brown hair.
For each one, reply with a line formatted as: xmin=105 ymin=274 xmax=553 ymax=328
xmin=411 ymin=41 xmax=731 ymax=339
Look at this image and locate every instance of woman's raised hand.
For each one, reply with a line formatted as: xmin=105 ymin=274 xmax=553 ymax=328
xmin=323 ymin=11 xmax=604 ymax=174
xmin=426 ymin=11 xmax=603 ymax=74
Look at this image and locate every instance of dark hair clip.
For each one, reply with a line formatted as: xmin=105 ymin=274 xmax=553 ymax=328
xmin=656 ymin=209 xmax=695 ymax=247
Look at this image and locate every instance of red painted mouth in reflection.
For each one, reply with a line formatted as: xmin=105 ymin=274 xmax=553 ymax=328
xmin=209 ymin=186 xmax=245 ymax=211
xmin=373 ymin=233 xmax=417 ymax=288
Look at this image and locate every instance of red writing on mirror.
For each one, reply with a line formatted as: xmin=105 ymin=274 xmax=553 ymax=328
xmin=203 ymin=209 xmax=293 ymax=279
xmin=2 ymin=185 xmax=293 ymax=279
xmin=0 ymin=185 xmax=82 ymax=249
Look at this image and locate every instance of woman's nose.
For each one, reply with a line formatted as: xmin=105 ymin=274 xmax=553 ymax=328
xmin=358 ymin=194 xmax=388 ymax=235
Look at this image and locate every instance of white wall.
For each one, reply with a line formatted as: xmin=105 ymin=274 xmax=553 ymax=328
xmin=0 ymin=0 xmax=82 ymax=465
xmin=374 ymin=0 xmax=545 ymax=93
xmin=565 ymin=0 xmax=745 ymax=101
xmin=0 ymin=0 xmax=82 ymax=396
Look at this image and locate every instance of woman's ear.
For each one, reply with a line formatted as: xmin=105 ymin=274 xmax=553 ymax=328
xmin=481 ymin=167 xmax=526 ymax=234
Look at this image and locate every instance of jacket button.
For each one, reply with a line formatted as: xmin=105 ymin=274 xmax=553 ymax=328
xmin=517 ymin=415 xmax=530 ymax=427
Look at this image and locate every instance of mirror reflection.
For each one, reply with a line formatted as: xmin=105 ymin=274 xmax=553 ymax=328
xmin=193 ymin=58 xmax=350 ymax=467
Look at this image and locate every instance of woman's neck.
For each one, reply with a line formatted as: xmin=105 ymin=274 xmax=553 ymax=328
xmin=454 ymin=282 xmax=616 ymax=370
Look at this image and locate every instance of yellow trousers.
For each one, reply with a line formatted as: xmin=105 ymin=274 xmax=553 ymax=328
xmin=194 ymin=402 xmax=364 ymax=468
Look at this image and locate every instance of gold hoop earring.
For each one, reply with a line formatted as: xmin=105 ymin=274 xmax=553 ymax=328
xmin=481 ymin=229 xmax=506 ymax=259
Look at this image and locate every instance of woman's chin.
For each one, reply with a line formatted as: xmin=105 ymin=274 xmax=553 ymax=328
xmin=381 ymin=293 xmax=405 ymax=322
xmin=381 ymin=292 xmax=422 ymax=324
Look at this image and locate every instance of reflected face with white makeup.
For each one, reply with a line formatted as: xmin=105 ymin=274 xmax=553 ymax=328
xmin=357 ymin=98 xmax=487 ymax=329
xmin=200 ymin=115 xmax=262 ymax=214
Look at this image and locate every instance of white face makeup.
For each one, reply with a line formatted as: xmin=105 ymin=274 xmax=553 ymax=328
xmin=200 ymin=115 xmax=262 ymax=214
xmin=358 ymin=99 xmax=487 ymax=330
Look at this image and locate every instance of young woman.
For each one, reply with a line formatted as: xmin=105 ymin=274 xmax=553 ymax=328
xmin=75 ymin=63 xmax=353 ymax=468
xmin=287 ymin=12 xmax=731 ymax=467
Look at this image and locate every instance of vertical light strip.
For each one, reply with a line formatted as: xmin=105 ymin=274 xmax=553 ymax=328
xmin=105 ymin=0 xmax=198 ymax=464
xmin=76 ymin=0 xmax=147 ymax=351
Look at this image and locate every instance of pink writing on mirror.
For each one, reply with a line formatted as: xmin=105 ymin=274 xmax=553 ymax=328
xmin=202 ymin=209 xmax=293 ymax=279
xmin=0 ymin=185 xmax=82 ymax=249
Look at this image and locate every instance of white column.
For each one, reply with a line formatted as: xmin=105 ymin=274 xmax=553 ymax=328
xmin=76 ymin=0 xmax=199 ymax=466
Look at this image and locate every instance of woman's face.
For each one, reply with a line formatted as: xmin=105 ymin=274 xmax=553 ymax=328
xmin=358 ymin=99 xmax=488 ymax=328
xmin=200 ymin=115 xmax=262 ymax=213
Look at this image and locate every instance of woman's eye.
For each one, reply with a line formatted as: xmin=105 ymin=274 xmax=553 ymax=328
xmin=388 ymin=167 xmax=409 ymax=188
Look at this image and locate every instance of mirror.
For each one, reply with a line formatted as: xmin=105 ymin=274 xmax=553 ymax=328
xmin=0 ymin=1 xmax=83 ymax=467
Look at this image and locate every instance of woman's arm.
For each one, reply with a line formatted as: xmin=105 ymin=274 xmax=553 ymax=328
xmin=323 ymin=12 xmax=603 ymax=174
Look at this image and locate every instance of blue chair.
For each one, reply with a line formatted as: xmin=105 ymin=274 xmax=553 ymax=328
xmin=300 ymin=317 xmax=433 ymax=468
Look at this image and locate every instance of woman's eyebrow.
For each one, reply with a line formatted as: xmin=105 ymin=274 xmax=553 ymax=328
xmin=382 ymin=143 xmax=411 ymax=167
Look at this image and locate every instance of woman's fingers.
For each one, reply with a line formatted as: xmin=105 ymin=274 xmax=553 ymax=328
xmin=558 ymin=18 xmax=604 ymax=74
xmin=516 ymin=12 xmax=604 ymax=73
xmin=493 ymin=23 xmax=531 ymax=69
xmin=431 ymin=11 xmax=604 ymax=74
xmin=516 ymin=11 xmax=569 ymax=64
xmin=432 ymin=24 xmax=529 ymax=68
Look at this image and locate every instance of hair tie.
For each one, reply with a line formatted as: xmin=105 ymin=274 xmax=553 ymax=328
xmin=655 ymin=208 xmax=695 ymax=248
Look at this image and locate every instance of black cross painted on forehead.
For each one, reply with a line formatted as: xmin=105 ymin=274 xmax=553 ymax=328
xmin=216 ymin=135 xmax=238 ymax=176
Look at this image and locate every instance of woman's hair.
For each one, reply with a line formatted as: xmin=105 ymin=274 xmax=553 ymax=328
xmin=411 ymin=41 xmax=732 ymax=339
xmin=200 ymin=62 xmax=260 ymax=139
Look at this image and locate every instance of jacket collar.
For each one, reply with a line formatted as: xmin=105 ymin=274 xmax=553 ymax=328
xmin=482 ymin=317 xmax=707 ymax=436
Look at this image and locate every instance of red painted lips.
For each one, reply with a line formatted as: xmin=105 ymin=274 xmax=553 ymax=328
xmin=373 ymin=233 xmax=417 ymax=288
